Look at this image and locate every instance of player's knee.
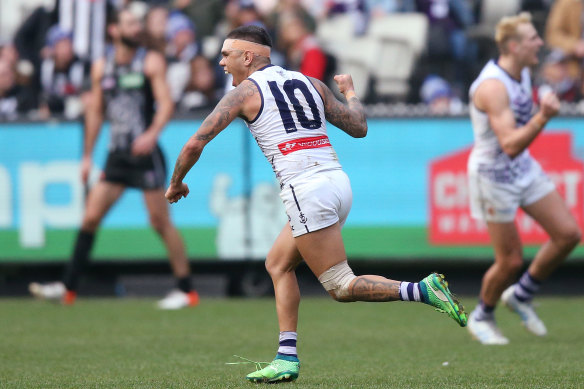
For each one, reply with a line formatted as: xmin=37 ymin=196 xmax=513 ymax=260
xmin=149 ymin=214 xmax=168 ymax=234
xmin=265 ymin=252 xmax=293 ymax=278
xmin=556 ymin=225 xmax=581 ymax=250
xmin=495 ymin=247 xmax=523 ymax=273
xmin=318 ymin=261 xmax=356 ymax=302
xmin=505 ymin=257 xmax=523 ymax=274
xmin=569 ymin=226 xmax=582 ymax=247
xmin=264 ymin=255 xmax=280 ymax=277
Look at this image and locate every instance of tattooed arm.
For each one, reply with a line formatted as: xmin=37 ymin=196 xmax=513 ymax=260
xmin=309 ymin=75 xmax=367 ymax=138
xmin=165 ymin=80 xmax=260 ymax=203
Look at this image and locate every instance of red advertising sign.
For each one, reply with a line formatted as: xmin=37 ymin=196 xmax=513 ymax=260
xmin=429 ymin=132 xmax=584 ymax=244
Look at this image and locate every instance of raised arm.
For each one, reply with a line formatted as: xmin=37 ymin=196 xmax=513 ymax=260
xmin=165 ymin=80 xmax=261 ymax=203
xmin=81 ymin=58 xmax=105 ymax=183
xmin=474 ymin=79 xmax=560 ymax=159
xmin=310 ymin=74 xmax=367 ymax=138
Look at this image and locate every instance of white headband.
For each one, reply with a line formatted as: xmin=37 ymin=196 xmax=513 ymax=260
xmin=224 ymin=38 xmax=271 ymax=57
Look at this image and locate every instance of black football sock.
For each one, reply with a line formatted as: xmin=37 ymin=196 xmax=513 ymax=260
xmin=62 ymin=230 xmax=95 ymax=292
xmin=177 ymin=276 xmax=192 ymax=293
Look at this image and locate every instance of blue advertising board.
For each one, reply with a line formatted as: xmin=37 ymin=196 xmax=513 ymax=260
xmin=1 ymin=117 xmax=583 ymax=261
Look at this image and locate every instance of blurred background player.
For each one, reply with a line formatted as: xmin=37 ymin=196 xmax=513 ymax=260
xmin=466 ymin=13 xmax=581 ymax=345
xmin=29 ymin=7 xmax=199 ymax=310
xmin=164 ymin=25 xmax=467 ymax=383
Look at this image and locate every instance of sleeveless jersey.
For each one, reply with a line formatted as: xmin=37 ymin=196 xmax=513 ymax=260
xmin=101 ymin=47 xmax=155 ymax=151
xmin=468 ymin=59 xmax=534 ymax=184
xmin=246 ymin=65 xmax=342 ymax=187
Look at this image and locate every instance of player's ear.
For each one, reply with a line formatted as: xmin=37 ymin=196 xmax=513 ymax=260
xmin=244 ymin=51 xmax=254 ymax=65
xmin=508 ymin=39 xmax=519 ymax=54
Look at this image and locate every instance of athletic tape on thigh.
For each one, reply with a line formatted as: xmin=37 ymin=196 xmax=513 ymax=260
xmin=317 ymin=260 xmax=356 ymax=297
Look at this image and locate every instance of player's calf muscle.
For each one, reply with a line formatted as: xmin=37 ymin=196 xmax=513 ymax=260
xmin=349 ymin=277 xmax=401 ymax=302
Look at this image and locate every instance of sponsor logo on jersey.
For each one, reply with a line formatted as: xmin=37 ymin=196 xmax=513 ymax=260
xmin=278 ymin=135 xmax=331 ymax=155
xmin=119 ymin=73 xmax=144 ymax=89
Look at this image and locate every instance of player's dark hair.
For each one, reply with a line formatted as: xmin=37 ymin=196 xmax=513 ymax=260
xmin=226 ymin=25 xmax=272 ymax=47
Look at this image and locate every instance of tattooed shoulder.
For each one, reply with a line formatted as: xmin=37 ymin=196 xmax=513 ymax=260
xmin=194 ymin=80 xmax=259 ymax=141
xmin=213 ymin=81 xmax=257 ymax=112
xmin=240 ymin=79 xmax=259 ymax=97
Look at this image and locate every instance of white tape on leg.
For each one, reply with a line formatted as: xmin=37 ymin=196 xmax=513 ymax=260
xmin=317 ymin=260 xmax=356 ymax=299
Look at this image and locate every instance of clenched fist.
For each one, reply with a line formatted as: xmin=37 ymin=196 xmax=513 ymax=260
xmin=539 ymin=91 xmax=560 ymax=120
xmin=165 ymin=182 xmax=189 ymax=204
xmin=334 ymin=74 xmax=355 ymax=96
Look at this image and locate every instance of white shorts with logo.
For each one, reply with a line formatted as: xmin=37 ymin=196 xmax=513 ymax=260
xmin=280 ymin=169 xmax=352 ymax=237
xmin=468 ymin=160 xmax=555 ymax=223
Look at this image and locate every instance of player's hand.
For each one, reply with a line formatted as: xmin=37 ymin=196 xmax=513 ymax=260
xmin=80 ymin=155 xmax=92 ymax=184
xmin=132 ymin=132 xmax=157 ymax=156
xmin=333 ymin=74 xmax=355 ymax=96
xmin=539 ymin=92 xmax=560 ymax=120
xmin=165 ymin=182 xmax=189 ymax=204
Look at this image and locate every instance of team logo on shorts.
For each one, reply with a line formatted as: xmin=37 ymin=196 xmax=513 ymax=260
xmin=299 ymin=212 xmax=307 ymax=224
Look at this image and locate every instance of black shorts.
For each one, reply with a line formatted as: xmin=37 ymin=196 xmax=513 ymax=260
xmin=102 ymin=145 xmax=167 ymax=189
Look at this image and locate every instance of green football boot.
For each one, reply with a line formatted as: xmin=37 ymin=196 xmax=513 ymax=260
xmin=420 ymin=273 xmax=467 ymax=327
xmin=246 ymin=356 xmax=300 ymax=383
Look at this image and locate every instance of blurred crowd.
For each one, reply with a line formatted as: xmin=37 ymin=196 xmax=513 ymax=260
xmin=0 ymin=0 xmax=582 ymax=121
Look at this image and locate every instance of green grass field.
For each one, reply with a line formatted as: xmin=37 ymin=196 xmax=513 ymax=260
xmin=1 ymin=297 xmax=583 ymax=388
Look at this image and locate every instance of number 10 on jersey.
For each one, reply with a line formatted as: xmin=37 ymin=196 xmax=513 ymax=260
xmin=268 ymin=79 xmax=322 ymax=133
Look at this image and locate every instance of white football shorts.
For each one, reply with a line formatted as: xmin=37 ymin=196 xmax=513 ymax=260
xmin=468 ymin=160 xmax=555 ymax=223
xmin=280 ymin=169 xmax=352 ymax=237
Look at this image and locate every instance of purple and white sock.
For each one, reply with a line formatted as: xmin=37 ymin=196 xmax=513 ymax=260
xmin=277 ymin=331 xmax=297 ymax=358
xmin=399 ymin=282 xmax=423 ymax=302
xmin=513 ymin=271 xmax=541 ymax=303
xmin=473 ymin=300 xmax=495 ymax=321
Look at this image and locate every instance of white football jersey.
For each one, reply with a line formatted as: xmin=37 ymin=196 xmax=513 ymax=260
xmin=468 ymin=60 xmax=535 ymax=184
xmin=246 ymin=65 xmax=342 ymax=187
